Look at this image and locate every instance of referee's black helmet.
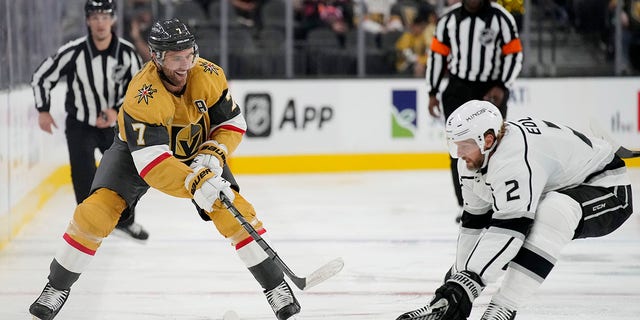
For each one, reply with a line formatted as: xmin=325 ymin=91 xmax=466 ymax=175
xmin=85 ymin=0 xmax=116 ymax=17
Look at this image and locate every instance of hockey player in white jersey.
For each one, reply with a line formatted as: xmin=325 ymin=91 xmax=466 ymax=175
xmin=397 ymin=100 xmax=634 ymax=320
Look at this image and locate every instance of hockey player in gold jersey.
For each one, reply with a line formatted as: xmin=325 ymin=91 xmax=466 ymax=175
xmin=29 ymin=18 xmax=300 ymax=320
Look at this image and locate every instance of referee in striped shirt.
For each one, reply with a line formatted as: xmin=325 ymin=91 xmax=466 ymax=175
xmin=426 ymin=0 xmax=523 ymax=219
xmin=31 ymin=0 xmax=148 ymax=240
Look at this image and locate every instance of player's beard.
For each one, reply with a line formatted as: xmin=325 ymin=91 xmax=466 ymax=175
xmin=166 ymin=69 xmax=188 ymax=87
xmin=159 ymin=66 xmax=189 ymax=92
xmin=463 ymin=156 xmax=484 ymax=171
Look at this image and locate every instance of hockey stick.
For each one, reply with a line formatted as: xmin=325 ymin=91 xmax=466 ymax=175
xmin=589 ymin=119 xmax=640 ymax=159
xmin=219 ymin=193 xmax=344 ymax=291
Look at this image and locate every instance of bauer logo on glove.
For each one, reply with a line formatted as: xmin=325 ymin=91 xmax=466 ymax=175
xmin=189 ymin=167 xmax=213 ymax=195
xmin=200 ymin=143 xmax=227 ymax=164
xmin=185 ymin=165 xmax=235 ymax=212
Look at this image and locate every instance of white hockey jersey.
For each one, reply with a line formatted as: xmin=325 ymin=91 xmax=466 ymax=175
xmin=454 ymin=116 xmax=630 ymax=283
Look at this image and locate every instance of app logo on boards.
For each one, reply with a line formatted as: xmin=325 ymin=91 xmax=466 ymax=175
xmin=392 ymin=90 xmax=417 ymax=138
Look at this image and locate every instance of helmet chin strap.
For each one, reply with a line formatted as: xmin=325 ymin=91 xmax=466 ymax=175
xmin=480 ymin=136 xmax=498 ymax=169
xmin=481 ymin=152 xmax=491 ymax=169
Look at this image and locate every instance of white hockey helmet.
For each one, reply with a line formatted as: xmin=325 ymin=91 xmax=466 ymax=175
xmin=445 ymin=100 xmax=503 ymax=158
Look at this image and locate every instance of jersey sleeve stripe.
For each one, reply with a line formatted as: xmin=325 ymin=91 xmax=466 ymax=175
xmin=137 ymin=150 xmax=173 ymax=178
xmin=430 ymin=37 xmax=451 ymax=56
xmin=490 ymin=216 xmax=534 ymax=236
xmin=209 ymin=113 xmax=248 ymax=138
xmin=460 ymin=210 xmax=492 ymax=229
xmin=214 ymin=124 xmax=246 ymax=134
xmin=502 ymin=38 xmax=522 ymax=55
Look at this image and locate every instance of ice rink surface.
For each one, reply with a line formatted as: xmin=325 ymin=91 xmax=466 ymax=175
xmin=1 ymin=169 xmax=639 ymax=320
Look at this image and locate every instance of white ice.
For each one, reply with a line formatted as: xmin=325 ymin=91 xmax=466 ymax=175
xmin=1 ymin=169 xmax=639 ymax=320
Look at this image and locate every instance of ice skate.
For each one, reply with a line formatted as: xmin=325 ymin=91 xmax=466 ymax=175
xmin=29 ymin=283 xmax=70 ymax=320
xmin=114 ymin=222 xmax=149 ymax=241
xmin=480 ymin=302 xmax=516 ymax=320
xmin=396 ymin=297 xmax=449 ymax=320
xmin=264 ymin=280 xmax=300 ymax=320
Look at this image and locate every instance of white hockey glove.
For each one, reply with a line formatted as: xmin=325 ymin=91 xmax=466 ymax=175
xmin=192 ymin=140 xmax=228 ymax=175
xmin=185 ymin=165 xmax=235 ymax=212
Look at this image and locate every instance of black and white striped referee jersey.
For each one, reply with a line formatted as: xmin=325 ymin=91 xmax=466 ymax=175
xmin=32 ymin=33 xmax=143 ymax=125
xmin=426 ymin=2 xmax=523 ymax=95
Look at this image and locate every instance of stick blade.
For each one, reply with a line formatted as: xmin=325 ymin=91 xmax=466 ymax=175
xmin=589 ymin=118 xmax=640 ymax=158
xmin=615 ymin=146 xmax=640 ymax=158
xmin=588 ymin=118 xmax=621 ymax=149
xmin=302 ymin=257 xmax=344 ymax=291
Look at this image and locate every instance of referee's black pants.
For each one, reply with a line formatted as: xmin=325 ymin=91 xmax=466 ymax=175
xmin=65 ymin=117 xmax=135 ymax=226
xmin=441 ymin=77 xmax=510 ymax=207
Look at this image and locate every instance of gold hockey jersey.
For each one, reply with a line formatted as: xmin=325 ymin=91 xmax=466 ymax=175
xmin=117 ymin=58 xmax=246 ymax=198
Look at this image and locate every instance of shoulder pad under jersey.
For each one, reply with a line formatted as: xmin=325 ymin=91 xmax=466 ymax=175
xmin=121 ymin=62 xmax=174 ymax=126
xmin=187 ymin=58 xmax=230 ymax=108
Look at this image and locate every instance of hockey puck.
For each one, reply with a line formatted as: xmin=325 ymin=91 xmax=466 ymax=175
xmin=222 ymin=310 xmax=241 ymax=320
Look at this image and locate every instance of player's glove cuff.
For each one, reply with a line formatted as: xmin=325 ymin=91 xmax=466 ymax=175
xmin=198 ymin=140 xmax=228 ymax=166
xmin=185 ymin=166 xmax=215 ymax=197
xmin=185 ymin=165 xmax=235 ymax=212
xmin=446 ymin=270 xmax=484 ymax=302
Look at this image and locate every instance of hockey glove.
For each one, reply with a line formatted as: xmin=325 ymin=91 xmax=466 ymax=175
xmin=185 ymin=165 xmax=235 ymax=212
xmin=193 ymin=140 xmax=228 ymax=175
xmin=431 ymin=271 xmax=484 ymax=320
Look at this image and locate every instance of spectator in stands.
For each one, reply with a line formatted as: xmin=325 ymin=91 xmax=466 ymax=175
xmin=394 ymin=14 xmax=430 ymax=76
xmin=125 ymin=0 xmax=153 ymax=62
xmin=358 ymin=0 xmax=404 ymax=34
xmin=620 ymin=0 xmax=640 ymax=72
xmin=389 ymin=0 xmax=434 ymax=29
xmin=231 ymin=0 xmax=265 ymax=29
xmin=422 ymin=4 xmax=437 ymax=60
xmin=294 ymin=0 xmax=355 ymax=46
xmin=194 ymin=0 xmax=215 ymax=15
xmin=497 ymin=0 xmax=524 ymax=29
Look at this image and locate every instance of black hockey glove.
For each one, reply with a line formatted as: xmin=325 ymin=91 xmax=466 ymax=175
xmin=431 ymin=271 xmax=484 ymax=320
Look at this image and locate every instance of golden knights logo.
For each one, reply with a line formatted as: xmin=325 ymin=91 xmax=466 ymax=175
xmin=199 ymin=61 xmax=219 ymax=75
xmin=135 ymin=84 xmax=157 ymax=104
xmin=173 ymin=123 xmax=204 ymax=160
